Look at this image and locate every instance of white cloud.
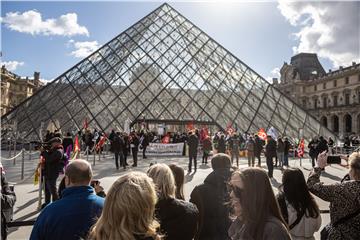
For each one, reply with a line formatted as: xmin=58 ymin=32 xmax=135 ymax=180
xmin=68 ymin=40 xmax=100 ymax=58
xmin=1 ymin=10 xmax=89 ymax=36
xmin=0 ymin=60 xmax=24 ymax=71
xmin=266 ymin=67 xmax=280 ymax=83
xmin=278 ymin=1 xmax=360 ymax=67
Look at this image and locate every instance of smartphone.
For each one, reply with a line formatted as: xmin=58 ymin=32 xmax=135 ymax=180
xmin=90 ymin=180 xmax=100 ymax=187
xmin=327 ymin=155 xmax=341 ymax=164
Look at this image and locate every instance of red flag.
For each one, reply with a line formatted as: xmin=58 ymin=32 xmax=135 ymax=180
xmin=96 ymin=134 xmax=107 ymax=151
xmin=297 ymin=138 xmax=305 ymax=158
xmin=257 ymin=128 xmax=267 ymax=140
xmin=186 ymin=122 xmax=194 ymax=132
xmin=226 ymin=122 xmax=234 ymax=135
xmin=161 ymin=134 xmax=170 ymax=144
xmin=200 ymin=127 xmax=209 ymax=142
xmin=83 ymin=118 xmax=88 ymax=130
xmin=74 ymin=135 xmax=80 ymax=153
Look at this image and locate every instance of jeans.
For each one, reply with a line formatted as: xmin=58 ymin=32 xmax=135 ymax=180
xmin=266 ymin=156 xmax=274 ymax=178
xmin=114 ymin=151 xmax=125 ymax=169
xmin=256 ymin=153 xmax=261 ymax=166
xmin=283 ymin=154 xmax=289 ymax=167
xmin=277 ymin=152 xmax=284 ymax=167
xmin=132 ymin=148 xmax=138 ymax=166
xmin=142 ymin=146 xmax=147 ymax=158
xmin=232 ymin=149 xmax=239 ymax=166
xmin=189 ymin=154 xmax=197 ymax=171
xmin=247 ymin=152 xmax=255 ymax=167
xmin=202 ymin=151 xmax=209 ymax=163
xmin=45 ymin=176 xmax=59 ymax=204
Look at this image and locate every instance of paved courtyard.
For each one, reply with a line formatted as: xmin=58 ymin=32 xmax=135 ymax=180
xmin=1 ymin=150 xmax=349 ymax=240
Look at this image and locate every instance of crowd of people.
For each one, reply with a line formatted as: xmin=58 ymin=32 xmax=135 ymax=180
xmin=24 ymin=150 xmax=360 ymax=240
xmin=1 ymin=126 xmax=359 ymax=240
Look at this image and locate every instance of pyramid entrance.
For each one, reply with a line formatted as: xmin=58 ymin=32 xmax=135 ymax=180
xmin=1 ymin=3 xmax=336 ymax=143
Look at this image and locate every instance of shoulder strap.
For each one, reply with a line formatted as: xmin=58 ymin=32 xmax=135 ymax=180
xmin=289 ymin=210 xmax=305 ymax=229
xmin=277 ymin=193 xmax=289 ymax=224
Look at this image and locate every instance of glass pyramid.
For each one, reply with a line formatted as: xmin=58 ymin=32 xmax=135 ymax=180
xmin=1 ymin=3 xmax=336 ymax=142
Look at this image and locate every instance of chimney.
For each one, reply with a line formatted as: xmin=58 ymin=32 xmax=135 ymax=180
xmin=329 ymin=69 xmax=332 ymax=73
xmin=352 ymin=62 xmax=356 ymax=66
xmin=34 ymin=72 xmax=40 ymax=81
xmin=272 ymin=78 xmax=278 ymax=84
xmin=339 ymin=66 xmax=343 ymax=70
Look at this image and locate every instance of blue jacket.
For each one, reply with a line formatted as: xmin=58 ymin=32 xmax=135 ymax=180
xmin=30 ymin=186 xmax=104 ymax=240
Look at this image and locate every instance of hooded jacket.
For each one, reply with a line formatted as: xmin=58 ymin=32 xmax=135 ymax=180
xmin=190 ymin=168 xmax=232 ymax=240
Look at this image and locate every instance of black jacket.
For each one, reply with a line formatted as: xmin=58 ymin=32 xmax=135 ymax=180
xmin=42 ymin=145 xmax=64 ymax=179
xmin=254 ymin=137 xmax=264 ymax=155
xmin=111 ymin=135 xmax=125 ymax=153
xmin=284 ymin=140 xmax=291 ymax=155
xmin=187 ymin=134 xmax=199 ymax=155
xmin=316 ymin=139 xmax=328 ymax=155
xmin=217 ymin=138 xmax=226 ymax=153
xmin=265 ymin=138 xmax=277 ymax=158
xmin=190 ymin=168 xmax=232 ymax=240
xmin=156 ymin=198 xmax=199 ymax=240
xmin=1 ymin=172 xmax=16 ymax=240
xmin=62 ymin=136 xmax=73 ymax=152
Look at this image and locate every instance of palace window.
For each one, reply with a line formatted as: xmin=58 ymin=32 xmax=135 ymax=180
xmin=314 ymin=85 xmax=317 ymax=91
xmin=345 ymin=93 xmax=350 ymax=105
xmin=323 ymin=97 xmax=327 ymax=108
xmin=333 ymin=95 xmax=338 ymax=107
xmin=334 ymin=80 xmax=337 ymax=87
xmin=345 ymin=77 xmax=349 ymax=84
xmin=323 ymin=83 xmax=326 ymax=89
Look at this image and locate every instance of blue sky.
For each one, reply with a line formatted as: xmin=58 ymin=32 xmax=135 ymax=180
xmin=1 ymin=1 xmax=359 ymax=82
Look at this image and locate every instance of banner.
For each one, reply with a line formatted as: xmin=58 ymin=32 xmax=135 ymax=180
xmin=267 ymin=126 xmax=278 ymax=140
xmin=146 ymin=143 xmax=184 ymax=156
xmin=257 ymin=128 xmax=267 ymax=140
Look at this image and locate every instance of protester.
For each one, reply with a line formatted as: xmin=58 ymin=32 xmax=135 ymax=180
xmin=1 ymin=171 xmax=16 ymax=240
xmin=140 ymin=131 xmax=150 ymax=159
xmin=41 ymin=137 xmax=65 ymax=207
xmin=228 ymin=134 xmax=240 ymax=167
xmin=130 ymin=131 xmax=140 ymax=167
xmin=169 ymin=164 xmax=185 ymax=200
xmin=254 ymin=135 xmax=264 ymax=167
xmin=217 ymin=134 xmax=226 ymax=154
xmin=148 ymin=164 xmax=198 ymax=240
xmin=202 ymin=136 xmax=212 ymax=164
xmin=187 ymin=131 xmax=199 ymax=172
xmin=308 ymin=138 xmax=318 ymax=168
xmin=265 ymin=135 xmax=277 ymax=178
xmin=246 ymin=136 xmax=255 ymax=167
xmin=30 ymin=160 xmax=104 ymax=240
xmin=277 ymin=168 xmax=321 ymax=240
xmin=315 ymin=136 xmax=328 ymax=157
xmin=307 ymin=151 xmax=360 ymax=240
xmin=283 ymin=137 xmax=291 ymax=167
xmin=277 ymin=137 xmax=285 ymax=168
xmin=112 ymin=132 xmax=125 ymax=170
xmin=228 ymin=168 xmax=291 ymax=240
xmin=190 ymin=153 xmax=233 ymax=240
xmin=62 ymin=132 xmax=73 ymax=153
xmin=123 ymin=133 xmax=130 ymax=166
xmin=89 ymin=172 xmax=161 ymax=240
xmin=328 ymin=137 xmax=334 ymax=154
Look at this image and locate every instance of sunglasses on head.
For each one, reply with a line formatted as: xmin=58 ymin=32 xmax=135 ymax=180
xmin=227 ymin=182 xmax=243 ymax=199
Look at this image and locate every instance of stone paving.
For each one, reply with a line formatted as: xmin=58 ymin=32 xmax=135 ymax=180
xmin=1 ymin=150 xmax=350 ymax=240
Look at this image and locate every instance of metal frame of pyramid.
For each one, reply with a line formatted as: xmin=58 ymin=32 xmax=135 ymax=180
xmin=1 ymin=3 xmax=336 ymax=142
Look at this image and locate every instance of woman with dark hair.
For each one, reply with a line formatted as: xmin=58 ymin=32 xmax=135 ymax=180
xmin=168 ymin=164 xmax=185 ymax=200
xmin=277 ymin=168 xmax=321 ymax=239
xmin=228 ymin=168 xmax=291 ymax=240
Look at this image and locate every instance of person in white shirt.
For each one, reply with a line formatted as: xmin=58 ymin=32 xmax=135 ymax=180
xmin=277 ymin=168 xmax=321 ymax=240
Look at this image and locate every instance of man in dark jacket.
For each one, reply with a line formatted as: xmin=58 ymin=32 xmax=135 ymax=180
xmin=228 ymin=134 xmax=240 ymax=166
xmin=112 ymin=132 xmax=125 ymax=170
xmin=187 ymin=131 xmax=199 ymax=172
xmin=265 ymin=135 xmax=277 ymax=178
xmin=316 ymin=136 xmax=328 ymax=155
xmin=283 ymin=137 xmax=291 ymax=167
xmin=190 ymin=154 xmax=232 ymax=240
xmin=30 ymin=160 xmax=104 ymax=240
xmin=41 ymin=137 xmax=64 ymax=206
xmin=140 ymin=131 xmax=150 ymax=159
xmin=254 ymin=135 xmax=264 ymax=167
xmin=130 ymin=132 xmax=140 ymax=167
xmin=1 ymin=171 xmax=16 ymax=240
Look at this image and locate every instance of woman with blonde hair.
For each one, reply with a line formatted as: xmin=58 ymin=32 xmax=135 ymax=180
xmin=147 ymin=163 xmax=198 ymax=240
xmin=228 ymin=168 xmax=291 ymax=240
xmin=89 ymin=172 xmax=161 ymax=240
